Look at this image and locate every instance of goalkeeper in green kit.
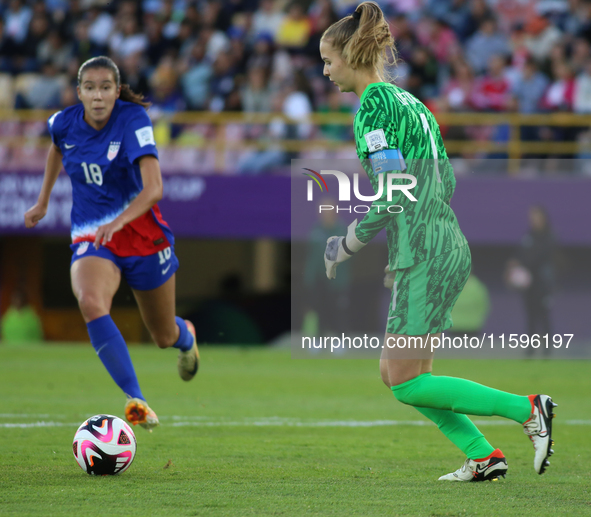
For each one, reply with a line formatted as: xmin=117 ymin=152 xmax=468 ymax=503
xmin=320 ymin=1 xmax=556 ymax=481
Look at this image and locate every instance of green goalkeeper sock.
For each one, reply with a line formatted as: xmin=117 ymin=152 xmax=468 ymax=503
xmin=391 ymin=373 xmax=532 ymax=424
xmin=414 ymin=406 xmax=495 ymax=460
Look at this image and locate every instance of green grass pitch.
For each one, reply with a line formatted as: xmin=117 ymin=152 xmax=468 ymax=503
xmin=1 ymin=344 xmax=590 ymax=516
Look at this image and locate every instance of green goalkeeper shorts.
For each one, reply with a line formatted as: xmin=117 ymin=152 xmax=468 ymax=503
xmin=387 ymin=245 xmax=471 ymax=336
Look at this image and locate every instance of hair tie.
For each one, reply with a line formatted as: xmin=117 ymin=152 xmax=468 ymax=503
xmin=352 ymin=10 xmax=361 ymax=21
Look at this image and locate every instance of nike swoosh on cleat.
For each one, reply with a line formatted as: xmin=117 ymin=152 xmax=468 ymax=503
xmin=162 ymin=264 xmax=172 ymax=275
xmin=64 ymin=143 xmax=76 ymax=149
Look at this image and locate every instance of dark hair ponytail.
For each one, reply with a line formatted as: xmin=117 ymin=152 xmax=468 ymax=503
xmin=119 ymin=83 xmax=151 ymax=108
xmin=78 ymin=56 xmax=151 ymax=109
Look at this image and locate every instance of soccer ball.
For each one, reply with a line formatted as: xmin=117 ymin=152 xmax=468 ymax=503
xmin=72 ymin=414 xmax=137 ymax=475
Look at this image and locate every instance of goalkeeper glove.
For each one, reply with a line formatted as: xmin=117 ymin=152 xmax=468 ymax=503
xmin=324 ymin=219 xmax=366 ymax=279
xmin=383 ymin=264 xmax=396 ymax=290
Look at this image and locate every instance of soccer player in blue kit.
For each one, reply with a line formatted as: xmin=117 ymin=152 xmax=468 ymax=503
xmin=24 ymin=56 xmax=199 ymax=431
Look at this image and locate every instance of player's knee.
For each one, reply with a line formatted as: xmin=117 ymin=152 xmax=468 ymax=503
xmin=390 ymin=385 xmax=410 ymax=404
xmin=77 ymin=292 xmax=109 ymax=321
xmin=151 ymin=329 xmax=177 ymax=349
xmin=380 ymin=361 xmax=392 ymax=388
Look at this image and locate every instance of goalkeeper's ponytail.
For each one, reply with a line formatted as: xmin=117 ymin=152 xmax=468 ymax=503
xmin=321 ymin=2 xmax=396 ymax=81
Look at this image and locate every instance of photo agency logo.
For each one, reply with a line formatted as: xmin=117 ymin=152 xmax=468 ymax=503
xmin=302 ymin=167 xmax=417 ymax=214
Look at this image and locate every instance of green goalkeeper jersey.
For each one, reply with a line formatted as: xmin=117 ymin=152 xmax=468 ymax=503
xmin=353 ymin=82 xmax=467 ymax=269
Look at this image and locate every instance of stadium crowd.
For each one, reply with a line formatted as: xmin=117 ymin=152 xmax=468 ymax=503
xmin=1 ymin=0 xmax=591 ymax=171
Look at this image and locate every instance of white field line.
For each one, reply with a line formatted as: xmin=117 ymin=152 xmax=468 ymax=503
xmin=1 ymin=417 xmax=591 ymax=429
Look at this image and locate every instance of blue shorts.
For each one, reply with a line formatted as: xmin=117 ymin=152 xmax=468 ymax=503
xmin=70 ymin=241 xmax=180 ymax=291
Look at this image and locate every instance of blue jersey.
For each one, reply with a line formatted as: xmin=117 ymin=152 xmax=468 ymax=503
xmin=47 ymin=99 xmax=173 ymax=256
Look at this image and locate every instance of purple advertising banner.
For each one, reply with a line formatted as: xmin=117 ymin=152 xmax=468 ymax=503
xmin=1 ymin=171 xmax=590 ymax=243
xmin=290 ymin=173 xmax=591 ymax=245
xmin=0 ymin=172 xmax=290 ymax=239
xmin=452 ymin=176 xmax=591 ymax=245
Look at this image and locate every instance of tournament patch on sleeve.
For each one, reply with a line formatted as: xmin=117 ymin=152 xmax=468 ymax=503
xmin=135 ymin=126 xmax=156 ymax=147
xmin=369 ymin=149 xmax=407 ymax=174
xmin=364 ymin=128 xmax=389 ymax=153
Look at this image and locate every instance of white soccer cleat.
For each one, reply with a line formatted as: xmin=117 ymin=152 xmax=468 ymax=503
xmin=523 ymin=394 xmax=556 ymax=474
xmin=178 ymin=319 xmax=199 ymax=381
xmin=124 ymin=397 xmax=159 ymax=432
xmin=438 ymin=448 xmax=508 ymax=482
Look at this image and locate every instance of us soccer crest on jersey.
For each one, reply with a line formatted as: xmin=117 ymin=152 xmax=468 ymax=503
xmin=107 ymin=141 xmax=121 ymax=161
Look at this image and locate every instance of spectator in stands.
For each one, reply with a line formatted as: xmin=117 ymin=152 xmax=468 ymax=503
xmin=563 ymin=0 xmax=591 ymax=38
xmin=308 ymin=0 xmax=337 ymax=34
xmin=318 ymin=86 xmax=351 ymax=141
xmin=158 ymin=0 xmax=183 ymax=39
xmin=180 ymin=40 xmax=212 ymax=110
xmin=241 ymin=66 xmax=272 ymax=113
xmin=200 ymin=21 xmax=230 ymax=63
xmin=390 ymin=14 xmax=417 ymax=65
xmin=416 ymin=16 xmax=461 ymax=65
xmin=228 ymin=27 xmax=248 ymax=76
xmin=427 ymin=0 xmax=473 ymax=43
xmin=574 ymin=59 xmax=591 ymax=113
xmin=542 ymin=61 xmax=575 ymax=112
xmin=471 ymin=54 xmax=512 ymax=111
xmin=209 ymin=51 xmax=237 ymax=112
xmin=148 ymin=57 xmax=186 ymax=114
xmin=55 ymin=0 xmax=84 ymax=42
xmin=305 ymin=0 xmax=337 ymax=58
xmin=120 ymin=52 xmax=150 ymax=98
xmin=276 ymin=2 xmax=312 ymax=52
xmin=512 ymin=57 xmax=549 ymax=114
xmin=465 ymin=16 xmax=510 ymax=75
xmin=3 ymin=0 xmax=32 ymax=46
xmin=250 ymin=0 xmax=285 ymax=42
xmin=109 ymin=15 xmax=148 ymax=60
xmin=15 ymin=61 xmax=63 ymax=109
xmin=573 ymin=59 xmax=591 ymax=161
xmin=72 ymin=20 xmax=106 ymax=64
xmin=523 ymin=15 xmax=562 ymax=64
xmin=17 ymin=12 xmax=50 ymax=72
xmin=37 ymin=29 xmax=73 ymax=73
xmin=439 ymin=57 xmax=474 ymax=112
xmin=570 ymin=37 xmax=591 ymax=75
xmin=174 ymin=19 xmax=198 ymax=59
xmin=508 ymin=22 xmax=529 ymax=73
xmin=86 ymin=4 xmax=113 ymax=49
xmin=145 ymin=14 xmax=175 ymax=68
xmin=115 ymin=0 xmax=140 ymax=20
xmin=200 ymin=0 xmax=229 ymax=33
xmin=407 ymin=46 xmax=439 ymax=100
xmin=0 ymin=18 xmax=19 ymax=72
xmin=247 ymin=32 xmax=274 ymax=74
xmin=464 ymin=0 xmax=494 ymax=40
xmin=236 ymin=89 xmax=293 ymax=174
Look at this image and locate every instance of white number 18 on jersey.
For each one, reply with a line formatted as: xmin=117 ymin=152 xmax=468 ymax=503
xmin=81 ymin=162 xmax=103 ymax=186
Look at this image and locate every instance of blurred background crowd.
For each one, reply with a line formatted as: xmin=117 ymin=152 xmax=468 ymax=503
xmin=2 ymin=0 xmax=591 ymax=173
xmin=3 ymin=0 xmax=591 ymax=115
